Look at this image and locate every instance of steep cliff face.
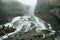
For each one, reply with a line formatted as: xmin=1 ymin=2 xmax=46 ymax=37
xmin=0 ymin=0 xmax=60 ymax=40
xmin=0 ymin=0 xmax=30 ymax=24
xmin=35 ymin=0 xmax=60 ymax=30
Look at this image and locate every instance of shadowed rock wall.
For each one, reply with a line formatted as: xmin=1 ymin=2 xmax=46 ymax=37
xmin=0 ymin=0 xmax=30 ymax=24
xmin=35 ymin=0 xmax=60 ymax=30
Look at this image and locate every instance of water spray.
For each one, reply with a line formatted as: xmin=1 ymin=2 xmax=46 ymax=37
xmin=0 ymin=0 xmax=56 ymax=40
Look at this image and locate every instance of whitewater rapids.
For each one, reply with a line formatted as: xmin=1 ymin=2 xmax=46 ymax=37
xmin=0 ymin=16 xmax=55 ymax=40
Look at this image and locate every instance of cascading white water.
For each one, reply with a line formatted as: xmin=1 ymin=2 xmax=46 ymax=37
xmin=0 ymin=0 xmax=55 ymax=40
xmin=17 ymin=0 xmax=37 ymax=15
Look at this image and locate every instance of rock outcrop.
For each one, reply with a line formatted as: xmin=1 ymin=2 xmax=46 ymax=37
xmin=0 ymin=0 xmax=30 ymax=24
xmin=35 ymin=0 xmax=60 ymax=30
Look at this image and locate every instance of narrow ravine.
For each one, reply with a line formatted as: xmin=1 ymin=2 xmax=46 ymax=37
xmin=0 ymin=0 xmax=56 ymax=40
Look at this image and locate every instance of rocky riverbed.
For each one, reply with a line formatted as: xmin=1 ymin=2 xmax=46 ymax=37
xmin=0 ymin=0 xmax=60 ymax=40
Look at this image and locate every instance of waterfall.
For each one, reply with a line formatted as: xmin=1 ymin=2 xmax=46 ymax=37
xmin=17 ymin=0 xmax=37 ymax=15
xmin=0 ymin=0 xmax=55 ymax=40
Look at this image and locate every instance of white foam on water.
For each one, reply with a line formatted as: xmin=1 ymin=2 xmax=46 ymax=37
xmin=0 ymin=0 xmax=55 ymax=40
xmin=0 ymin=16 xmax=55 ymax=40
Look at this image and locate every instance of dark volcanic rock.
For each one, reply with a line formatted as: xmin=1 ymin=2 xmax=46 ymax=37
xmin=0 ymin=0 xmax=60 ymax=40
xmin=0 ymin=25 xmax=15 ymax=36
xmin=35 ymin=0 xmax=60 ymax=30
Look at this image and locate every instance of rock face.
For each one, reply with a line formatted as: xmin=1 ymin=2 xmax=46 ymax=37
xmin=35 ymin=0 xmax=60 ymax=30
xmin=0 ymin=0 xmax=30 ymax=24
xmin=0 ymin=0 xmax=60 ymax=40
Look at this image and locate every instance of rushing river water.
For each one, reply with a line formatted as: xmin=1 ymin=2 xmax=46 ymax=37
xmin=0 ymin=0 xmax=56 ymax=40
